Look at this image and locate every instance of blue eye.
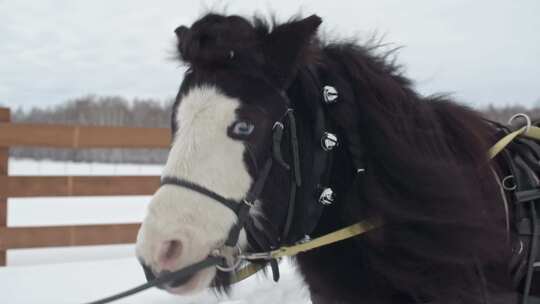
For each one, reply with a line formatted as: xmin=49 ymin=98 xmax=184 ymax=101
xmin=232 ymin=121 xmax=255 ymax=136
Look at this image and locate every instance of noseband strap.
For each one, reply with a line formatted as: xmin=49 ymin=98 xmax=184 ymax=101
xmin=160 ymin=155 xmax=274 ymax=217
xmin=160 ymin=177 xmax=240 ymax=214
xmin=160 ymin=154 xmax=275 ymax=269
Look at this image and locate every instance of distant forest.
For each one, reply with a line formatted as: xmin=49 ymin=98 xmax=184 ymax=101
xmin=8 ymin=95 xmax=540 ymax=164
xmin=10 ymin=96 xmax=173 ymax=164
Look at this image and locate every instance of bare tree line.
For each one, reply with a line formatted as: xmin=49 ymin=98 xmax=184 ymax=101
xmin=482 ymin=104 xmax=540 ymax=124
xmin=11 ymin=95 xmax=173 ymax=164
xmin=8 ymin=95 xmax=540 ymax=164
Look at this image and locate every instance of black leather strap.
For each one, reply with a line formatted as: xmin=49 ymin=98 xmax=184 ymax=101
xmin=245 ymin=158 xmax=273 ymax=204
xmin=496 ymin=132 xmax=540 ymax=304
xmin=160 ymin=177 xmax=240 ymax=214
xmin=85 ymin=256 xmax=223 ymax=304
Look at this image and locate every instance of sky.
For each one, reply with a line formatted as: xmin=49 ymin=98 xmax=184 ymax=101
xmin=0 ymin=0 xmax=539 ymax=110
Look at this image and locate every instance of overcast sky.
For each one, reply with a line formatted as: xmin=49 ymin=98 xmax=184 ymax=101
xmin=1 ymin=0 xmax=539 ymax=110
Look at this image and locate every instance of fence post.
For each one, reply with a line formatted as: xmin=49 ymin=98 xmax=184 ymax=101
xmin=0 ymin=107 xmax=10 ymax=266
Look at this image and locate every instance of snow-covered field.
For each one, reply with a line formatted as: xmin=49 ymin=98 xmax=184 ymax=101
xmin=0 ymin=159 xmax=310 ymax=304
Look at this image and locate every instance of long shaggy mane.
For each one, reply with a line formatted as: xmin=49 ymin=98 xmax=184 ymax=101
xmin=292 ymin=39 xmax=514 ymax=302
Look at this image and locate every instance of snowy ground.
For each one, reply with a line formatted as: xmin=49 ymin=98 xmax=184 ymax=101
xmin=0 ymin=159 xmax=311 ymax=304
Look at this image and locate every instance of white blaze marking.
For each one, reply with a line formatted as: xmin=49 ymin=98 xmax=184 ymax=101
xmin=136 ymin=86 xmax=251 ymax=293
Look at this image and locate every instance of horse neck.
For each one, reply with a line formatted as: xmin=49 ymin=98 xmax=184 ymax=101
xmin=287 ymin=65 xmax=360 ymax=237
xmin=291 ymin=47 xmax=511 ymax=303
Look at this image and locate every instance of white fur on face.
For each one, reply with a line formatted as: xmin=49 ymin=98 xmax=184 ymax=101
xmin=136 ymin=86 xmax=251 ymax=294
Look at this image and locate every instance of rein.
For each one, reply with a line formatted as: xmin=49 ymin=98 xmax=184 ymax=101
xmin=85 ymin=257 xmax=223 ymax=304
xmin=85 ymin=219 xmax=381 ymax=304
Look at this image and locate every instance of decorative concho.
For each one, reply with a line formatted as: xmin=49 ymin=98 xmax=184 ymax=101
xmin=323 ymin=85 xmax=339 ymax=104
xmin=321 ymin=132 xmax=338 ymax=151
xmin=319 ymin=187 xmax=335 ymax=205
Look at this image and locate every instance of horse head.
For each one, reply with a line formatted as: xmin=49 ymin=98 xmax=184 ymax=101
xmin=136 ymin=13 xmax=323 ymax=294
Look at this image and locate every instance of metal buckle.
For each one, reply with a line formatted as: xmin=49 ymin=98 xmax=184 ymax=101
xmin=502 ymin=175 xmax=517 ymax=191
xmin=239 ymin=251 xmax=273 ymax=261
xmin=508 ymin=113 xmax=531 ymax=133
xmin=212 ymin=245 xmax=243 ymax=272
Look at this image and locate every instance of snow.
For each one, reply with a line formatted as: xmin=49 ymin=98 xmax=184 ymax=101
xmin=0 ymin=257 xmax=310 ymax=304
xmin=0 ymin=159 xmax=311 ymax=304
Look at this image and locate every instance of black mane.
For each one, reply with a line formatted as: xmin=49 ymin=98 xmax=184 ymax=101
xmin=291 ymin=42 xmax=513 ymax=303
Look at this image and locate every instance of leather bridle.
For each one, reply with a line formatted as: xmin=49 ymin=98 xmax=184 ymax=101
xmin=160 ymin=106 xmax=300 ymax=282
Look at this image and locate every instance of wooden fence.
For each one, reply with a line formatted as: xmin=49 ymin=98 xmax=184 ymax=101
xmin=0 ymin=107 xmax=171 ymax=266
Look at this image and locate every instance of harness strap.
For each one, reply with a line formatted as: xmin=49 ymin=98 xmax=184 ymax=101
xmin=281 ymin=109 xmax=301 ymax=241
xmin=245 ymin=158 xmax=274 ymax=205
xmin=271 ymin=218 xmax=382 ymax=259
xmin=490 ymin=122 xmax=540 ymax=304
xmin=227 ymin=218 xmax=383 ymax=283
xmin=489 ymin=126 xmax=540 ymax=159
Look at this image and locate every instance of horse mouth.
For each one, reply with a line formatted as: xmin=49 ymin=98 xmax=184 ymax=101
xmin=143 ymin=262 xmax=199 ymax=291
xmin=168 ymin=272 xmax=196 ymax=288
xmin=161 ymin=267 xmax=213 ymax=295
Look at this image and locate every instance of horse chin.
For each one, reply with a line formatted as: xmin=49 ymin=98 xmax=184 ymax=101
xmin=165 ymin=267 xmax=216 ymax=295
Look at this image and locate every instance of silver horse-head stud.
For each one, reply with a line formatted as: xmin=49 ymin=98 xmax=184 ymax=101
xmin=323 ymin=85 xmax=339 ymax=104
xmin=321 ymin=132 xmax=338 ymax=151
xmin=319 ymin=187 xmax=335 ymax=205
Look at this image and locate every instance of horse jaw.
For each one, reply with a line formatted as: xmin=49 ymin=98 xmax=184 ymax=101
xmin=136 ymin=85 xmax=251 ymax=294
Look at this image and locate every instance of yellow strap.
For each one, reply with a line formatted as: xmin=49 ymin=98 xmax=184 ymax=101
xmin=228 ymin=218 xmax=382 ymax=283
xmin=524 ymin=126 xmax=540 ymax=141
xmin=488 ymin=127 xmax=526 ymax=159
xmin=488 ymin=126 xmax=540 ymax=159
xmin=271 ymin=218 xmax=383 ymax=259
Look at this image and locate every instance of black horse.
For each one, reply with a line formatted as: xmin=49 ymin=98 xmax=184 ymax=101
xmin=136 ymin=13 xmax=539 ymax=303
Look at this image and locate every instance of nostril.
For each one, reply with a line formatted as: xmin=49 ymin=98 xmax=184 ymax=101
xmin=165 ymin=240 xmax=182 ymax=260
xmin=158 ymin=240 xmax=183 ymax=270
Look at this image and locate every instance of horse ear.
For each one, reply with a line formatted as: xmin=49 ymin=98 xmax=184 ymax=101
xmin=262 ymin=15 xmax=322 ymax=88
xmin=174 ymin=26 xmax=189 ymax=42
xmin=174 ymin=25 xmax=192 ymax=61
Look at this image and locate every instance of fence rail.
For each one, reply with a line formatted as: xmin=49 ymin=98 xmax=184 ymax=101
xmin=0 ymin=176 xmax=160 ymax=197
xmin=0 ymin=224 xmax=141 ymax=250
xmin=0 ymin=107 xmax=169 ymax=266
xmin=0 ymin=122 xmax=171 ymax=148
